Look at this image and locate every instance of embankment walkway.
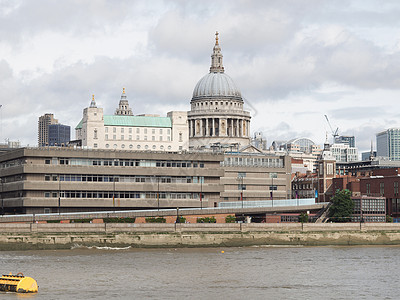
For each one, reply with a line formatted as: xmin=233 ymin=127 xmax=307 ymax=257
xmin=1 ymin=223 xmax=400 ymax=250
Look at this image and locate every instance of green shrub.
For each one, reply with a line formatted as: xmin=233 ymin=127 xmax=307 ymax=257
xmin=197 ymin=216 xmax=216 ymax=223
xmin=145 ymin=217 xmax=166 ymax=223
xmin=386 ymin=215 xmax=393 ymax=223
xmin=103 ymin=217 xmax=136 ymax=223
xmin=225 ymin=215 xmax=236 ymax=223
xmin=72 ymin=218 xmax=92 ymax=223
xmin=175 ymin=216 xmax=186 ymax=223
xmin=46 ymin=220 xmax=61 ymax=223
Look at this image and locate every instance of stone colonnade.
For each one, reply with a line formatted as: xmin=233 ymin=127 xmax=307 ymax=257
xmin=188 ymin=118 xmax=250 ymax=138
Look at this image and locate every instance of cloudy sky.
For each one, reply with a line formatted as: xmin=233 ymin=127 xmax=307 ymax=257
xmin=1 ymin=0 xmax=400 ymax=153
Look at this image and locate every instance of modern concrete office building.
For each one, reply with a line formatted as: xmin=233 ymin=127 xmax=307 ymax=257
xmin=38 ymin=113 xmax=58 ymax=147
xmin=0 ymin=147 xmax=224 ymax=214
xmin=335 ymin=135 xmax=356 ymax=148
xmin=221 ymin=150 xmax=291 ymax=202
xmin=48 ymin=124 xmax=71 ymax=146
xmin=376 ymin=128 xmax=400 ymax=161
xmin=330 ymin=143 xmax=358 ymax=162
xmin=0 ymin=147 xmax=290 ymax=214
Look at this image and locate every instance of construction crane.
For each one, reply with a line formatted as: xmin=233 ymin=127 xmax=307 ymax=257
xmin=324 ymin=115 xmax=339 ymax=140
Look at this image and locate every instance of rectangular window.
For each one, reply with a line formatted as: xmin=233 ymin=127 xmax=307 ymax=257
xmin=152 ymin=129 xmax=155 ymax=134
xmin=113 ymin=127 xmax=116 ymax=133
xmin=129 ymin=135 xmax=132 ymax=140
xmin=105 ymin=134 xmax=108 ymax=140
xmin=136 ymin=128 xmax=140 ymax=133
xmin=144 ymin=129 xmax=147 ymax=134
xmin=136 ymin=135 xmax=139 ymax=140
xmin=129 ymin=128 xmax=132 ymax=133
xmin=105 ymin=127 xmax=108 ymax=133
xmin=152 ymin=136 xmax=155 ymax=141
xmin=395 ymin=182 xmax=399 ymax=195
xmin=113 ymin=135 xmax=116 ymax=140
xmin=380 ymin=182 xmax=385 ymax=195
xmin=121 ymin=135 xmax=124 ymax=140
xmin=238 ymin=184 xmax=246 ymax=190
xmin=159 ymin=136 xmax=163 ymax=141
xmin=121 ymin=128 xmax=124 ymax=133
xmin=160 ymin=129 xmax=163 ymax=134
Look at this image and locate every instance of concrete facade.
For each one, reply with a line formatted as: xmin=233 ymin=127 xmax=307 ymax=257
xmin=0 ymin=147 xmax=292 ymax=215
xmin=38 ymin=113 xmax=58 ymax=147
xmin=0 ymin=147 xmax=224 ymax=214
xmin=221 ymin=152 xmax=291 ymax=201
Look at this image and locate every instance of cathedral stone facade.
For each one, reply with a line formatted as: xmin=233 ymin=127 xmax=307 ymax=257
xmin=188 ymin=32 xmax=251 ymax=149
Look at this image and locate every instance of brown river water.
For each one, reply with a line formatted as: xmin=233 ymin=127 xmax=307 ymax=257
xmin=0 ymin=245 xmax=399 ymax=299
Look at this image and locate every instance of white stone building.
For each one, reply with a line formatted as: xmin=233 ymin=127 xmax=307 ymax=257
xmin=75 ymin=91 xmax=189 ymax=151
xmin=330 ymin=143 xmax=358 ymax=162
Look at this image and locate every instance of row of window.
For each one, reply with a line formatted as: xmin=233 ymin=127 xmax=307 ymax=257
xmin=105 ymin=135 xmax=171 ymax=142
xmin=102 ymin=144 xmax=177 ymax=151
xmin=351 ymin=216 xmax=386 ymax=222
xmin=105 ymin=127 xmax=171 ymax=135
xmin=51 ymin=158 xmax=205 ymax=168
xmin=194 ymin=101 xmax=242 ymax=108
xmin=292 ymin=184 xmax=313 ymax=190
xmin=45 ymin=174 xmax=205 ymax=184
xmin=223 ymin=157 xmax=284 ymax=168
xmin=365 ymin=182 xmax=400 ymax=195
xmin=45 ymin=191 xmax=201 ymax=199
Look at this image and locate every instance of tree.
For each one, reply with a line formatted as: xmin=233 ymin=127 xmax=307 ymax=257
xmin=298 ymin=212 xmax=309 ymax=223
xmin=329 ymin=189 xmax=354 ymax=222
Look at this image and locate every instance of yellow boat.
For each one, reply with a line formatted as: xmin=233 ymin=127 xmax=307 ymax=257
xmin=0 ymin=273 xmax=38 ymax=293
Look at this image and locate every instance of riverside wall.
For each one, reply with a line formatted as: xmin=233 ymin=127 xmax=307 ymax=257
xmin=1 ymin=223 xmax=400 ymax=250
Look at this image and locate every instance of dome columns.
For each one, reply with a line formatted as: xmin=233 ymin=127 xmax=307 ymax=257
xmin=189 ymin=117 xmax=249 ymax=139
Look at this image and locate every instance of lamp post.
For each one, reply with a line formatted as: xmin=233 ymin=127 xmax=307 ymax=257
xmin=0 ymin=178 xmax=3 ymax=216
xmin=200 ymin=177 xmax=203 ymax=210
xmin=153 ymin=175 xmax=160 ymax=211
xmin=113 ymin=175 xmax=116 ymax=213
xmin=157 ymin=176 xmax=160 ymax=211
xmin=270 ymin=173 xmax=277 ymax=207
xmin=58 ymin=175 xmax=61 ymax=215
xmin=237 ymin=175 xmax=244 ymax=208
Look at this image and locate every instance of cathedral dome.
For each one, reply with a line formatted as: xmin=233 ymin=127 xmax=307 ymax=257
xmin=192 ymin=72 xmax=242 ymax=99
xmin=191 ymin=31 xmax=242 ymax=101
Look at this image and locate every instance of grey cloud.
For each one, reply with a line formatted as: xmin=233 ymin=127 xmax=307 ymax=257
xmin=330 ymin=106 xmax=387 ymax=121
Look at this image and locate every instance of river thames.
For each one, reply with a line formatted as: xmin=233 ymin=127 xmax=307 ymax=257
xmin=0 ymin=245 xmax=399 ymax=299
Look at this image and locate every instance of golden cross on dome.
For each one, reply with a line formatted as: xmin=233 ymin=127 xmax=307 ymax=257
xmin=123 ymin=87 xmax=125 ymax=94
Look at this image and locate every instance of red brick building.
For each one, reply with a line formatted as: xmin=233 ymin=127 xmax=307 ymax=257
xmin=359 ymin=168 xmax=400 ymax=219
